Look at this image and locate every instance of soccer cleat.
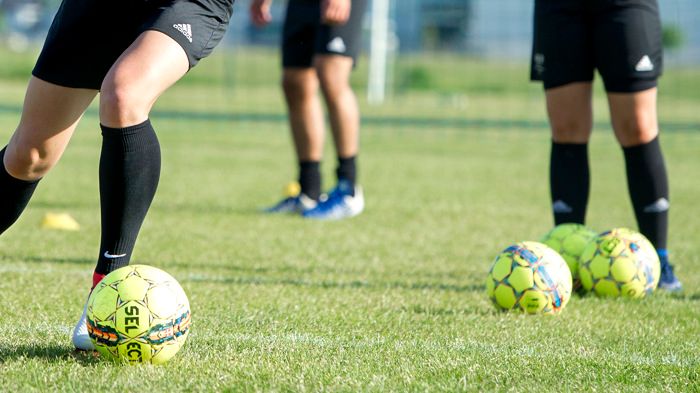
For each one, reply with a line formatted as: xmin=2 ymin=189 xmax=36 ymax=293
xmin=72 ymin=300 xmax=94 ymax=351
xmin=657 ymin=256 xmax=682 ymax=292
xmin=264 ymin=192 xmax=317 ymax=214
xmin=302 ymin=179 xmax=364 ymax=220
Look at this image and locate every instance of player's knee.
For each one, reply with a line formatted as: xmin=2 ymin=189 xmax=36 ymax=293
xmin=549 ymin=119 xmax=591 ymax=143
xmin=3 ymin=143 xmax=54 ymax=180
xmin=318 ymin=79 xmax=343 ymax=102
xmin=281 ymin=75 xmax=300 ymax=97
xmin=317 ymin=71 xmax=348 ymax=100
xmin=99 ymin=84 xmax=149 ymax=127
xmin=282 ymin=73 xmax=317 ymax=102
xmin=318 ymin=76 xmax=352 ymax=110
xmin=615 ymin=114 xmax=658 ymax=146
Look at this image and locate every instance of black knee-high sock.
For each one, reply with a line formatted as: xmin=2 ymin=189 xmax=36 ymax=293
xmin=0 ymin=147 xmax=39 ymax=234
xmin=336 ymin=155 xmax=357 ymax=185
xmin=95 ymin=120 xmax=160 ymax=275
xmin=0 ymin=147 xmax=40 ymax=235
xmin=550 ymin=142 xmax=589 ymax=225
xmin=623 ymin=137 xmax=669 ymax=250
xmin=299 ymin=161 xmax=321 ymax=201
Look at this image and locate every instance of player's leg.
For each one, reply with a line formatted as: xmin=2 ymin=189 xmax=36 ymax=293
xmin=71 ymin=1 xmax=234 ymax=350
xmin=302 ymin=54 xmax=363 ymax=220
xmin=596 ymin=0 xmax=679 ymax=291
xmin=315 ymin=54 xmax=358 ymax=185
xmin=70 ymin=30 xmax=190 ymax=352
xmin=265 ymin=0 xmax=323 ymax=213
xmin=92 ymin=0 xmax=232 ymax=282
xmin=545 ymin=83 xmax=594 ymax=225
xmin=607 ymin=90 xmax=678 ymax=290
xmin=282 ymin=67 xmax=325 ymax=201
xmin=302 ymin=0 xmax=367 ymax=220
xmin=93 ymin=30 xmax=189 ymax=280
xmin=531 ymin=0 xmax=593 ymax=226
xmin=608 ymin=90 xmax=666 ymax=251
xmin=0 ymin=78 xmax=96 ymax=234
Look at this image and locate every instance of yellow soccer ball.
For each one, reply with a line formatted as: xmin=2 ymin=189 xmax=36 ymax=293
xmin=578 ymin=228 xmax=660 ymax=298
xmin=486 ymin=241 xmax=573 ymax=315
xmin=86 ymin=265 xmax=191 ymax=364
xmin=540 ymin=223 xmax=597 ymax=291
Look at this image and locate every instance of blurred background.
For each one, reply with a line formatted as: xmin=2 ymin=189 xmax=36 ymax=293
xmin=0 ymin=0 xmax=698 ymax=130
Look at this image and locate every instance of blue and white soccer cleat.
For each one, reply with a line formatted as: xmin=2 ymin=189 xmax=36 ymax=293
xmin=657 ymin=254 xmax=682 ymax=292
xmin=264 ymin=193 xmax=317 ymax=214
xmin=72 ymin=301 xmax=94 ymax=351
xmin=302 ymin=179 xmax=364 ymax=220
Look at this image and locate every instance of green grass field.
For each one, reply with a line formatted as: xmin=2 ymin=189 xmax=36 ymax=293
xmin=0 ymin=48 xmax=699 ymax=391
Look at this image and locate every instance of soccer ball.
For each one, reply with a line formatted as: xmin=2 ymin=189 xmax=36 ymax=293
xmin=86 ymin=265 xmax=191 ymax=364
xmin=486 ymin=241 xmax=573 ymax=315
xmin=540 ymin=223 xmax=597 ymax=290
xmin=578 ymin=228 xmax=660 ymax=298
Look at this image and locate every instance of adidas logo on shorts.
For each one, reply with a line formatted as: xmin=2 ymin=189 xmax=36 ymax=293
xmin=327 ymin=37 xmax=347 ymax=53
xmin=173 ymin=23 xmax=193 ymax=43
xmin=635 ymin=55 xmax=654 ymax=72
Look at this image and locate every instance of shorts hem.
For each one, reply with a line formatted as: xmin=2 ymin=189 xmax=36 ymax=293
xmin=603 ymin=78 xmax=658 ymax=93
xmin=539 ymin=77 xmax=595 ymax=91
xmin=31 ymin=69 xmax=102 ymax=90
xmin=283 ymin=52 xmax=357 ymax=69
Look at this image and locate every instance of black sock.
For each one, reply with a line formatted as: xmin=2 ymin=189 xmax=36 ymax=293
xmin=336 ymin=155 xmax=357 ymax=185
xmin=95 ymin=120 xmax=161 ymax=275
xmin=623 ymin=137 xmax=669 ymax=250
xmin=299 ymin=161 xmax=321 ymax=201
xmin=0 ymin=147 xmax=40 ymax=235
xmin=550 ymin=142 xmax=589 ymax=225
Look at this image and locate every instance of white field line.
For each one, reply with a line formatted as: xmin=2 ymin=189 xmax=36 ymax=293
xmin=1 ymin=326 xmax=697 ymax=368
xmin=0 ymin=265 xmax=89 ymax=275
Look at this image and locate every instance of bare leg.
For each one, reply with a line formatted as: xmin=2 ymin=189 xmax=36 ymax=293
xmin=282 ymin=68 xmax=326 ymax=162
xmin=607 ymin=88 xmax=658 ymax=147
xmin=315 ymin=54 xmax=358 ymax=159
xmin=546 ymin=82 xmax=593 ymax=143
xmin=100 ymin=30 xmax=189 ymax=127
xmin=4 ymin=77 xmax=97 ymax=180
xmin=0 ymin=78 xmax=96 ymax=234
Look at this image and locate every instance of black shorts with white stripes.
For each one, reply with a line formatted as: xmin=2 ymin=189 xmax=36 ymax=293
xmin=530 ymin=0 xmax=663 ymax=93
xmin=33 ymin=0 xmax=233 ymax=90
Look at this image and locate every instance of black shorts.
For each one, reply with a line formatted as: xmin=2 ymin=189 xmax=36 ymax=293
xmin=282 ymin=0 xmax=367 ymax=68
xmin=530 ymin=0 xmax=663 ymax=93
xmin=33 ymin=0 xmax=234 ymax=90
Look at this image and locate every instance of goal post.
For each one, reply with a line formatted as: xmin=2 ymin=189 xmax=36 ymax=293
xmin=367 ymin=0 xmax=391 ymax=105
